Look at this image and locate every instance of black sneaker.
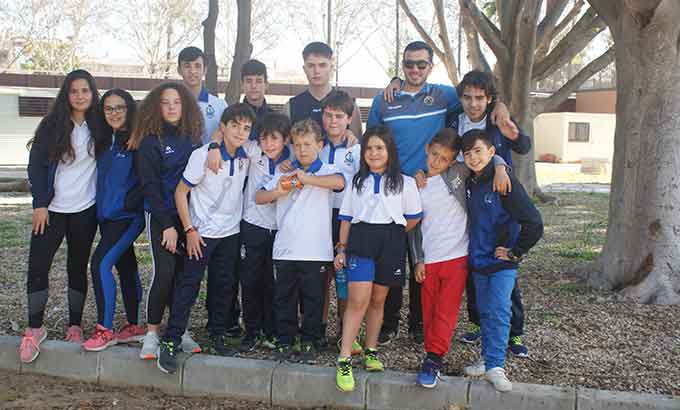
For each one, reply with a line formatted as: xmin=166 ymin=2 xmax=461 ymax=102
xmin=272 ymin=343 xmax=293 ymax=362
xmin=378 ymin=328 xmax=399 ymax=346
xmin=299 ymin=343 xmax=317 ymax=364
xmin=238 ymin=334 xmax=260 ymax=353
xmin=225 ymin=325 xmax=244 ymax=339
xmin=210 ymin=335 xmax=237 ymax=356
xmin=157 ymin=340 xmax=179 ymax=374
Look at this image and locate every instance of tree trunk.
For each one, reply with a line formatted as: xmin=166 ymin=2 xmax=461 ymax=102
xmin=512 ymin=107 xmax=540 ymax=198
xmin=225 ymin=0 xmax=252 ymax=105
xmin=203 ymin=0 xmax=219 ymax=95
xmin=594 ymin=0 xmax=680 ymax=304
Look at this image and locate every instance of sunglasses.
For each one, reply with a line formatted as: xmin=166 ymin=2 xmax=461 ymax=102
xmin=403 ymin=59 xmax=431 ymax=70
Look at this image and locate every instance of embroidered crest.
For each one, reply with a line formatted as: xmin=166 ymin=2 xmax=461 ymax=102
xmin=423 ymin=96 xmax=434 ymax=106
xmin=206 ymin=104 xmax=215 ymax=119
xmin=238 ymin=158 xmax=245 ymax=171
xmin=344 ymin=151 xmax=354 ymax=165
xmin=164 ymin=145 xmax=175 ymax=155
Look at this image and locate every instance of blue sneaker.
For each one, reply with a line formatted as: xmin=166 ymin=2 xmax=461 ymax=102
xmin=460 ymin=323 xmax=481 ymax=344
xmin=508 ymin=336 xmax=529 ymax=357
xmin=416 ymin=357 xmax=442 ymax=388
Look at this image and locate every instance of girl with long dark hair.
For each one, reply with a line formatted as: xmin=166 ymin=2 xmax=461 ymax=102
xmin=129 ymin=82 xmax=203 ymax=360
xmin=82 ymin=89 xmax=147 ymax=351
xmin=333 ymin=126 xmax=422 ymax=392
xmin=21 ymin=69 xmax=103 ymax=363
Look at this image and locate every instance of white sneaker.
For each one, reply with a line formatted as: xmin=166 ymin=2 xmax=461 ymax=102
xmin=181 ymin=331 xmax=202 ymax=353
xmin=464 ymin=358 xmax=486 ymax=377
xmin=139 ymin=332 xmax=160 ymax=360
xmin=486 ymin=367 xmax=512 ymax=392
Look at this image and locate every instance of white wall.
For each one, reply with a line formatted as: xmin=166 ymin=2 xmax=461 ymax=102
xmin=533 ymin=112 xmax=616 ymax=162
xmin=0 ymin=91 xmax=43 ymax=166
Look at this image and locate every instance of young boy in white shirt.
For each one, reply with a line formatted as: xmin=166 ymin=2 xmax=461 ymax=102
xmin=157 ymin=103 xmax=254 ymax=374
xmin=256 ymin=119 xmax=345 ymax=364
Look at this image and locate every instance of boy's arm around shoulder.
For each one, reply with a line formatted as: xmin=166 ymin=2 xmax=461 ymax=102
xmin=299 ymin=166 xmax=345 ymax=191
xmin=500 ymin=173 xmax=544 ymax=257
xmin=255 ymin=173 xmax=287 ymax=204
xmin=505 ymin=119 xmax=531 ymax=155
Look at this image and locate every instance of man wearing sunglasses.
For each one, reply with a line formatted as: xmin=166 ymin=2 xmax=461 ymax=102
xmin=366 ymin=41 xmax=511 ymax=347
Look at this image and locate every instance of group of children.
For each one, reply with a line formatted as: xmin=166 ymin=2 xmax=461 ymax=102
xmin=19 ymin=40 xmax=543 ymax=395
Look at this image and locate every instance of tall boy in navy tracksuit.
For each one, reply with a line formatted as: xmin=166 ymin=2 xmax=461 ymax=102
xmin=450 ymin=70 xmax=532 ymax=357
xmin=460 ymin=129 xmax=542 ymax=392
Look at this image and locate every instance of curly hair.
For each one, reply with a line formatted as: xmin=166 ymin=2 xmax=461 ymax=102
xmin=128 ymin=82 xmax=203 ymax=149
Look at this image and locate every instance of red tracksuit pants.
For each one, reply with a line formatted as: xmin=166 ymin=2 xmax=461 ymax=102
xmin=421 ymin=255 xmax=468 ymax=356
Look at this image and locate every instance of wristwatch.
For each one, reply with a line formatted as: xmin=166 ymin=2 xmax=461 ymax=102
xmin=506 ymin=249 xmax=523 ymax=262
xmin=208 ymin=142 xmax=220 ymax=150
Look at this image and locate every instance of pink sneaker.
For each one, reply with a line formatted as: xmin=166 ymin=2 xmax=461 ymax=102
xmin=116 ymin=323 xmax=145 ymax=344
xmin=82 ymin=324 xmax=117 ymax=352
xmin=19 ymin=327 xmax=47 ymax=363
xmin=65 ymin=325 xmax=83 ymax=343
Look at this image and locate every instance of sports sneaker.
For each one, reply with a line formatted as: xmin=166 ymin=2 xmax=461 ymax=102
xmin=292 ymin=336 xmax=302 ymax=354
xmin=460 ymin=323 xmax=481 ymax=344
xmin=417 ymin=357 xmax=442 ymax=389
xmin=363 ymin=348 xmax=384 ymax=372
xmin=299 ymin=343 xmax=317 ymax=364
xmin=336 ymin=357 xmax=355 ymax=392
xmin=210 ymin=335 xmax=237 ymax=356
xmin=464 ymin=358 xmax=486 ymax=377
xmin=486 ymin=367 xmax=512 ymax=392
xmin=259 ymin=335 xmax=277 ymax=350
xmin=181 ymin=331 xmax=202 ymax=353
xmin=337 ymin=337 xmax=363 ymax=355
xmin=19 ymin=327 xmax=47 ymax=363
xmin=508 ymin=335 xmax=529 ymax=358
xmin=273 ymin=343 xmax=293 ymax=362
xmin=64 ymin=325 xmax=83 ymax=343
xmin=82 ymin=324 xmax=117 ymax=352
xmin=115 ymin=323 xmax=145 ymax=344
xmin=139 ymin=331 xmax=160 ymax=360
xmin=238 ymin=334 xmax=260 ymax=353
xmin=157 ymin=340 xmax=179 ymax=374
xmin=378 ymin=328 xmax=399 ymax=346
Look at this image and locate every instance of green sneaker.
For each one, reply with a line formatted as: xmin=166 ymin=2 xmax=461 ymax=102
xmin=336 ymin=357 xmax=355 ymax=392
xmin=363 ymin=348 xmax=384 ymax=372
xmin=293 ymin=336 xmax=302 ymax=353
xmin=336 ymin=337 xmax=364 ymax=355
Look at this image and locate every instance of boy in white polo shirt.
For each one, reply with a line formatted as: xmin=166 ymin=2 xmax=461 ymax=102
xmin=237 ymin=112 xmax=294 ymax=353
xmin=318 ymin=90 xmax=361 ymax=350
xmin=256 ymin=119 xmax=345 ymax=364
xmin=157 ymin=104 xmax=255 ymax=374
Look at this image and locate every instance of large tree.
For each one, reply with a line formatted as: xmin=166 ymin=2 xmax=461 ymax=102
xmin=400 ymin=0 xmax=615 ymax=197
xmin=587 ymin=0 xmax=680 ymax=304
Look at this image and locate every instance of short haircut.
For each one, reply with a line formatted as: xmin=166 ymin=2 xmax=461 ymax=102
xmin=290 ymin=118 xmax=323 ymax=143
xmin=260 ymin=113 xmax=291 ymax=139
xmin=430 ymin=128 xmax=460 ymax=153
xmin=220 ymin=103 xmax=256 ymax=125
xmin=302 ymin=42 xmax=333 ymax=60
xmin=404 ymin=41 xmax=433 ymax=62
xmin=241 ymin=59 xmax=268 ymax=81
xmin=178 ymin=46 xmax=206 ymax=66
xmin=321 ymin=90 xmax=354 ymax=117
xmin=457 ymin=70 xmax=498 ymax=100
xmin=461 ymin=129 xmax=494 ymax=153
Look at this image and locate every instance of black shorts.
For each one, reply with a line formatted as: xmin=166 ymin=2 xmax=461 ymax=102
xmin=347 ymin=222 xmax=406 ymax=287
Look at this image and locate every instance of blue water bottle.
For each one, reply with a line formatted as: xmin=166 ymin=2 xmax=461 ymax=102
xmin=336 ymin=267 xmax=348 ymax=300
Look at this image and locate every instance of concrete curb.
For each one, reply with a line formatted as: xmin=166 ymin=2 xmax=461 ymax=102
xmin=1 ymin=335 xmax=678 ymax=410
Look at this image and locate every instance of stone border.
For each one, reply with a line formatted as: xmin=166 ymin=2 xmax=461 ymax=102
xmin=1 ymin=335 xmax=678 ymax=410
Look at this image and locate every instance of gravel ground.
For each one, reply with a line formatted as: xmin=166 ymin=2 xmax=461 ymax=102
xmin=1 ymin=192 xmax=679 ymax=396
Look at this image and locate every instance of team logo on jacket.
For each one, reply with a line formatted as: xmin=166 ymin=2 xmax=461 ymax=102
xmin=387 ymin=104 xmax=403 ymax=110
xmin=206 ymin=104 xmax=215 ymax=119
xmin=484 ymin=193 xmax=495 ymax=204
xmin=423 ymin=96 xmax=434 ymax=106
xmin=164 ymin=145 xmax=175 ymax=155
xmin=344 ymin=151 xmax=354 ymax=165
xmin=449 ymin=175 xmax=462 ymax=190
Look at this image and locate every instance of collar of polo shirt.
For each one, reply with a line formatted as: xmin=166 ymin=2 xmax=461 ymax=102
xmin=198 ymin=87 xmax=210 ymax=103
xmin=292 ymin=157 xmax=323 ymax=173
xmin=396 ymin=82 xmax=432 ymax=99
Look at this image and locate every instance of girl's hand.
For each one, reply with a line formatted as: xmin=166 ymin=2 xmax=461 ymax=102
xmin=495 ymin=246 xmax=511 ymax=261
xmin=186 ymin=230 xmax=206 ymax=260
xmin=32 ymin=207 xmax=49 ymax=235
xmin=493 ymin=166 xmax=512 ymax=195
xmin=414 ymin=170 xmax=428 ymax=189
xmin=161 ymin=227 xmax=178 ymax=253
xmin=334 ymin=252 xmax=346 ymax=271
xmin=414 ymin=262 xmax=426 ymax=283
xmin=278 ymin=159 xmax=295 ymax=173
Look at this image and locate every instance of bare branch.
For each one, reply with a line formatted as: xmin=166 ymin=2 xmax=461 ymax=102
xmin=536 ymin=0 xmax=571 ymax=43
xmin=532 ymin=7 xmax=606 ymax=81
xmin=535 ymin=45 xmax=615 ymax=113
xmin=461 ymin=12 xmax=491 ymax=72
xmin=458 ymin=0 xmax=510 ymax=65
xmin=509 ymin=0 xmax=542 ymax=121
xmin=536 ymin=0 xmax=584 ymax=58
xmin=433 ymin=0 xmax=458 ymax=84
xmin=586 ymin=0 xmax=621 ymax=26
xmin=398 ymin=0 xmax=447 ymax=62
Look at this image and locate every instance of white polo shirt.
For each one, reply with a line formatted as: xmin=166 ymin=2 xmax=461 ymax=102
xmin=49 ymin=120 xmax=97 ymax=213
xmin=338 ymin=173 xmax=422 ymax=226
xmin=265 ymin=158 xmax=340 ymax=262
xmin=242 ymin=140 xmax=294 ymax=230
xmin=420 ymin=175 xmax=468 ymax=263
xmin=198 ymin=88 xmax=228 ymax=145
xmin=319 ymin=138 xmax=360 ymax=209
xmin=182 ymin=143 xmax=249 ymax=238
